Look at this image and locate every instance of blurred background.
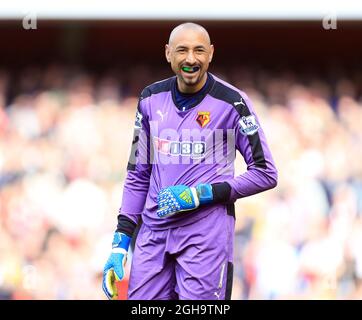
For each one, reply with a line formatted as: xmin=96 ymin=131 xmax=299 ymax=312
xmin=1 ymin=1 xmax=362 ymax=299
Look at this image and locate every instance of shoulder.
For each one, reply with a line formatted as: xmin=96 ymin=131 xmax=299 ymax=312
xmin=209 ymin=74 xmax=250 ymax=116
xmin=140 ymin=76 xmax=175 ymax=100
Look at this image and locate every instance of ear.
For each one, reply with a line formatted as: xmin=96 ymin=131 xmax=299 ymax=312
xmin=209 ymin=44 xmax=214 ymax=63
xmin=165 ymin=44 xmax=171 ymax=63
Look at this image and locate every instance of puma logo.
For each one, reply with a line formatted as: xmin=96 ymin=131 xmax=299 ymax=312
xmin=234 ymin=99 xmax=245 ymax=107
xmin=157 ymin=110 xmax=167 ymax=121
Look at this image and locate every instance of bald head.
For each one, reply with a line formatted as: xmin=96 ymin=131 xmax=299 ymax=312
xmin=165 ymin=22 xmax=214 ymax=93
xmin=168 ymin=22 xmax=211 ymax=46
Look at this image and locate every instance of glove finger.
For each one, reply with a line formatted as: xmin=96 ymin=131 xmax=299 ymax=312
xmin=161 ymin=192 xmax=178 ymax=205
xmin=113 ymin=260 xmax=125 ymax=281
xmin=157 ymin=198 xmax=168 ymax=208
xmin=102 ymin=269 xmax=118 ymax=300
xmin=102 ymin=278 xmax=112 ymax=300
xmin=102 ymin=270 xmax=112 ymax=299
xmin=157 ymin=206 xmax=176 ymax=218
xmin=158 ymin=193 xmax=176 ymax=210
xmin=157 ymin=191 xmax=171 ymax=205
xmin=159 ymin=188 xmax=172 ymax=199
xmin=156 ymin=207 xmax=166 ymax=218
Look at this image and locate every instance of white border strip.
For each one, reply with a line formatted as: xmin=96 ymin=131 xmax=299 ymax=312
xmin=0 ymin=0 xmax=361 ymax=20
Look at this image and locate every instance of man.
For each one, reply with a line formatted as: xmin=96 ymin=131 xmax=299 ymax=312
xmin=103 ymin=22 xmax=277 ymax=300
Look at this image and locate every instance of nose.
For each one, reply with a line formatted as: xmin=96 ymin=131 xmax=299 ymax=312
xmin=185 ymin=50 xmax=196 ymax=65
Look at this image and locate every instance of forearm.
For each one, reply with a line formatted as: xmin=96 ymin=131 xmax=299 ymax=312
xmin=209 ymin=182 xmax=232 ymax=204
xmin=226 ymin=165 xmax=278 ymax=202
xmin=116 ymin=214 xmax=138 ymax=238
xmin=196 ymin=172 xmax=277 ymax=206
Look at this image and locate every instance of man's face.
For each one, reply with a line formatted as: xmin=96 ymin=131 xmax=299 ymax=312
xmin=165 ymin=29 xmax=214 ymax=92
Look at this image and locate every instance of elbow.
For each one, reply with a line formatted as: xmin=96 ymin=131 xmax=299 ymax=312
xmin=270 ymin=176 xmax=278 ymax=190
xmin=257 ymin=164 xmax=278 ymax=191
xmin=268 ymin=167 xmax=278 ymax=190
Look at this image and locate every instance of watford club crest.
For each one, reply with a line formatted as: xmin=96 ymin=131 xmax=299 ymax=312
xmin=196 ymin=111 xmax=210 ymax=128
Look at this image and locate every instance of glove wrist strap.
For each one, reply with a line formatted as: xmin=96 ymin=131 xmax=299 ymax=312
xmin=196 ymin=184 xmax=214 ymax=205
xmin=112 ymin=232 xmax=131 ymax=251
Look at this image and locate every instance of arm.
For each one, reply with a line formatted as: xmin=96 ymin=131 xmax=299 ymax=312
xmin=118 ymin=96 xmax=152 ymax=226
xmin=225 ymin=93 xmax=278 ymax=201
xmin=102 ymin=96 xmax=152 ymax=299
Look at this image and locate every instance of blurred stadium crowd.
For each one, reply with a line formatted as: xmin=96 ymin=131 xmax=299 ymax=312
xmin=0 ymin=64 xmax=362 ymax=299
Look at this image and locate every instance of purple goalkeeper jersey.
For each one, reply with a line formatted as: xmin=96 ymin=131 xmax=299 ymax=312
xmin=119 ymin=73 xmax=277 ymax=230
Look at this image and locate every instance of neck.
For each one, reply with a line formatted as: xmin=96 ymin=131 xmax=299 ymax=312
xmin=177 ymin=73 xmax=208 ymax=94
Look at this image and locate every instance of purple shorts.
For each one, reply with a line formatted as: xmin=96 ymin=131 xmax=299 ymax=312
xmin=128 ymin=208 xmax=235 ymax=300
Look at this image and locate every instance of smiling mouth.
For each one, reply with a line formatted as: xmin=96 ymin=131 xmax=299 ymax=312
xmin=181 ymin=66 xmax=200 ymax=73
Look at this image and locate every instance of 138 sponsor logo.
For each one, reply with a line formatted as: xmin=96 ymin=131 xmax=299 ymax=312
xmin=154 ymin=137 xmax=206 ymax=158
